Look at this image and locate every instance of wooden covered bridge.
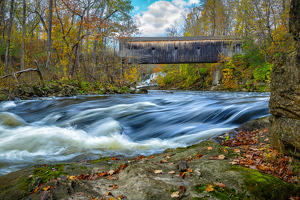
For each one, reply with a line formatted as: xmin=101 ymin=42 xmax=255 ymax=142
xmin=119 ymin=36 xmax=242 ymax=64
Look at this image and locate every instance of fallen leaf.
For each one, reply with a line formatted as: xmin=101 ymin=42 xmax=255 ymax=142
xmin=75 ymin=192 xmax=84 ymax=196
xmin=233 ymin=149 xmax=241 ymax=153
xmin=187 ymin=168 xmax=193 ymax=172
xmin=164 ymin=154 xmax=171 ymax=159
xmin=168 ymin=171 xmax=176 ymax=174
xmin=171 ymin=191 xmax=180 ymax=198
xmin=215 ymin=182 xmax=226 ymax=188
xmin=69 ymin=176 xmax=76 ymax=180
xmin=179 ymin=172 xmax=186 ymax=178
xmin=106 ymin=176 xmax=118 ymax=180
xmin=222 ymin=149 xmax=229 ymax=153
xmin=90 ymin=196 xmax=98 ymax=200
xmin=206 ymin=147 xmax=213 ymax=150
xmin=168 ymin=162 xmax=175 ymax=165
xmin=43 ymin=186 xmax=51 ymax=191
xmin=149 ymin=155 xmax=155 ymax=159
xmin=107 ymin=184 xmax=119 ymax=191
xmin=160 ymin=159 xmax=168 ymax=163
xmin=195 ymin=153 xmax=203 ymax=159
xmin=154 ymin=170 xmax=163 ymax=174
xmin=205 ymin=185 xmax=214 ymax=192
xmin=116 ymin=195 xmax=125 ymax=199
xmin=104 ymin=192 xmax=112 ymax=196
xmin=210 ymin=155 xmax=219 ymax=160
xmin=218 ymin=155 xmax=226 ymax=160
xmin=108 ymin=170 xmax=115 ymax=175
xmin=111 ymin=157 xmax=118 ymax=160
xmin=179 ymin=186 xmax=186 ymax=193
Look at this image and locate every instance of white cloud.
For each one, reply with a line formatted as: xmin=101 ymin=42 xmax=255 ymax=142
xmin=134 ymin=6 xmax=140 ymax=12
xmin=134 ymin=1 xmax=184 ymax=37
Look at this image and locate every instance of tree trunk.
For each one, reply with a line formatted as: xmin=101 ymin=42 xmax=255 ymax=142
xmin=46 ymin=0 xmax=53 ymax=69
xmin=4 ymin=0 xmax=15 ymax=74
xmin=0 ymin=0 xmax=5 ymax=49
xmin=69 ymin=21 xmax=83 ymax=77
xmin=21 ymin=0 xmax=26 ymax=70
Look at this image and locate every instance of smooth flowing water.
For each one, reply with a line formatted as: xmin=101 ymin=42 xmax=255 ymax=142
xmin=0 ymin=91 xmax=270 ymax=175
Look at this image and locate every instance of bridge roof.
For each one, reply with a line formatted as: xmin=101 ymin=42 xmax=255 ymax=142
xmin=123 ymin=36 xmax=241 ymax=42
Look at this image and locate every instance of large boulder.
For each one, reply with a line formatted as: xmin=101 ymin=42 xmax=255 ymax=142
xmin=269 ymin=51 xmax=300 ymax=156
xmin=289 ymin=0 xmax=300 ymax=44
xmin=269 ymin=0 xmax=300 ymax=156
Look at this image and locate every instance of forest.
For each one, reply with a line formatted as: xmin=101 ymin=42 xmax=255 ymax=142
xmin=0 ymin=0 xmax=295 ymax=99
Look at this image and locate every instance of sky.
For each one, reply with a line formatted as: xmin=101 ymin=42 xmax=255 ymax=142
xmin=130 ymin=0 xmax=199 ymax=37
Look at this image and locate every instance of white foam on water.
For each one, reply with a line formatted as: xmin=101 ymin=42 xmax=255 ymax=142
xmin=0 ymin=101 xmax=16 ymax=111
xmin=61 ymin=102 xmax=156 ymax=126
xmin=0 ymin=117 xmax=182 ymax=166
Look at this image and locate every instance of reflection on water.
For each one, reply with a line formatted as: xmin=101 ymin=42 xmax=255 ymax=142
xmin=0 ymin=91 xmax=270 ymax=175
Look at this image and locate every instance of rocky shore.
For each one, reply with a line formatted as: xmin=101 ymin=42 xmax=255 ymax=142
xmin=0 ymin=117 xmax=299 ymax=200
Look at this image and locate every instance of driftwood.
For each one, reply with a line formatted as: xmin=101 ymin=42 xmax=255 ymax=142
xmin=0 ymin=68 xmax=45 ymax=87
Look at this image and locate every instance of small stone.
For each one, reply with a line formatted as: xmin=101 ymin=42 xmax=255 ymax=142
xmin=177 ymin=161 xmax=188 ymax=172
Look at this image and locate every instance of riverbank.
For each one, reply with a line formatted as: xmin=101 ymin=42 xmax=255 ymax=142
xmin=0 ymin=81 xmax=150 ymax=101
xmin=0 ymin=117 xmax=299 ymax=200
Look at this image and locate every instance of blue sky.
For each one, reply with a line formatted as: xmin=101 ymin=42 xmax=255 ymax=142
xmin=130 ymin=0 xmax=199 ymax=37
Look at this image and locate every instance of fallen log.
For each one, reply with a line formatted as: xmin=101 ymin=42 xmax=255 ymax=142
xmin=0 ymin=68 xmax=45 ymax=87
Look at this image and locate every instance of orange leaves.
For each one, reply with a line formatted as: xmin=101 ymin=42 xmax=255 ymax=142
xmin=206 ymin=147 xmax=213 ymax=150
xmin=205 ymin=185 xmax=214 ymax=192
xmin=65 ymin=164 xmax=127 ymax=181
xmin=195 ymin=153 xmax=203 ymax=159
xmin=43 ymin=186 xmax=51 ymax=191
xmin=223 ymin=127 xmax=268 ymax=147
xmin=106 ymin=184 xmax=119 ymax=191
xmin=225 ymin=127 xmax=298 ymax=183
xmin=210 ymin=154 xmax=226 ymax=160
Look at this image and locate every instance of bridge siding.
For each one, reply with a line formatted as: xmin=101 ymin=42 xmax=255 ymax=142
xmin=120 ymin=37 xmax=242 ymax=64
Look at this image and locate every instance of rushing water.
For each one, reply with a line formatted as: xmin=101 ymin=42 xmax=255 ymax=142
xmin=0 ymin=91 xmax=270 ymax=175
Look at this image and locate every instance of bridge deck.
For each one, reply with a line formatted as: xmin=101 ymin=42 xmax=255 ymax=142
xmin=119 ymin=36 xmax=242 ymax=64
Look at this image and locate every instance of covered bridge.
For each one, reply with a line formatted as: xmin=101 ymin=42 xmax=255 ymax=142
xmin=119 ymin=36 xmax=242 ymax=64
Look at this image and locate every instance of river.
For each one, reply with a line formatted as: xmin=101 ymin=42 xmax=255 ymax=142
xmin=0 ymin=91 xmax=270 ymax=175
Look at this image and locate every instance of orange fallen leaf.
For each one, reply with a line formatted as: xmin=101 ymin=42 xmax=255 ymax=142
xmin=233 ymin=149 xmax=241 ymax=153
xmin=222 ymin=149 xmax=229 ymax=153
xmin=205 ymin=185 xmax=214 ymax=192
xmin=107 ymin=184 xmax=119 ymax=191
xmin=195 ymin=153 xmax=203 ymax=159
xmin=43 ymin=186 xmax=51 ymax=191
xmin=179 ymin=172 xmax=186 ymax=178
xmin=111 ymin=157 xmax=118 ymax=160
xmin=90 ymin=196 xmax=98 ymax=200
xmin=104 ymin=192 xmax=112 ymax=196
xmin=149 ymin=155 xmax=155 ymax=159
xmin=179 ymin=186 xmax=186 ymax=193
xmin=171 ymin=191 xmax=180 ymax=198
xmin=206 ymin=147 xmax=213 ymax=150
xmin=187 ymin=168 xmax=193 ymax=172
xmin=116 ymin=195 xmax=125 ymax=199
